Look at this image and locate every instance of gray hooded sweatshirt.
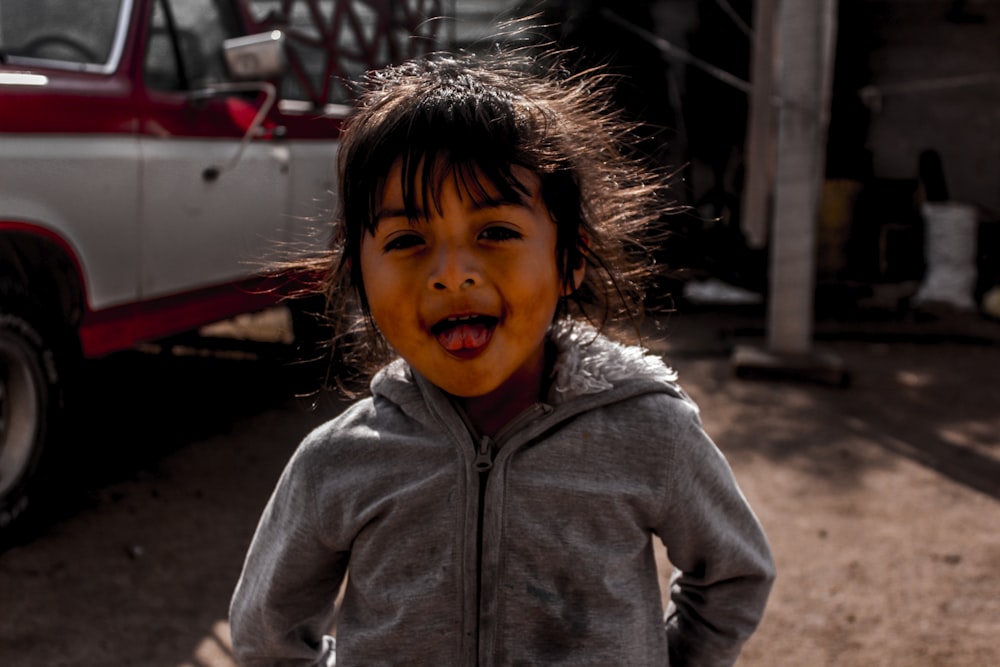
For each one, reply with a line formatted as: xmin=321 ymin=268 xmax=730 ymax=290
xmin=230 ymin=322 xmax=775 ymax=666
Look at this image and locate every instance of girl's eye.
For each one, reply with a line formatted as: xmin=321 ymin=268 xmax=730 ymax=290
xmin=479 ymin=225 xmax=522 ymax=242
xmin=383 ymin=233 xmax=424 ymax=253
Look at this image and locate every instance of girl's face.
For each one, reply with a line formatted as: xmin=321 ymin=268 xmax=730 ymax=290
xmin=359 ymin=161 xmax=580 ymax=416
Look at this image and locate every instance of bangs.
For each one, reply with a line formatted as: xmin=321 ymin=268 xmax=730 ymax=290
xmin=384 ymin=154 xmax=531 ymax=224
xmin=345 ymin=65 xmax=545 ymax=232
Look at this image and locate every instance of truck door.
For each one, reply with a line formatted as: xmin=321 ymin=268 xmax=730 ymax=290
xmin=137 ymin=0 xmax=290 ymax=300
xmin=236 ymin=0 xmax=448 ymax=248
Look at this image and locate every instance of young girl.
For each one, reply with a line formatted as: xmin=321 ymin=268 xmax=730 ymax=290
xmin=230 ymin=48 xmax=774 ymax=666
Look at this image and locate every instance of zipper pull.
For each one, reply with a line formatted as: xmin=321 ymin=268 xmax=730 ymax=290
xmin=474 ymin=436 xmax=494 ymax=472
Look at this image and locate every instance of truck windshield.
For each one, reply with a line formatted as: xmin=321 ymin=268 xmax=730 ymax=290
xmin=0 ymin=0 xmax=128 ymax=72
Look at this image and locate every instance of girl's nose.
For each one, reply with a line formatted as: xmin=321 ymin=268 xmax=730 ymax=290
xmin=428 ymin=245 xmax=482 ymax=292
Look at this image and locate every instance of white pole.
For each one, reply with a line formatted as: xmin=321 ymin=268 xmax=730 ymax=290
xmin=767 ymin=0 xmax=839 ymax=355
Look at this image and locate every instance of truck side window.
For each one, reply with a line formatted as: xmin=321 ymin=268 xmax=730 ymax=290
xmin=0 ymin=0 xmax=122 ymax=67
xmin=144 ymin=0 xmax=242 ymax=91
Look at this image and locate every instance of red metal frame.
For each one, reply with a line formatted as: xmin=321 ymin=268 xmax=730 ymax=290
xmin=237 ymin=0 xmax=445 ymax=108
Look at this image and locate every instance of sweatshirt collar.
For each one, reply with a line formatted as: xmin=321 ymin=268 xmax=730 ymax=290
xmin=372 ymin=319 xmax=678 ymax=411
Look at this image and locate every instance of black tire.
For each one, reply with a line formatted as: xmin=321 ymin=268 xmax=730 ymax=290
xmin=0 ymin=283 xmax=65 ymax=542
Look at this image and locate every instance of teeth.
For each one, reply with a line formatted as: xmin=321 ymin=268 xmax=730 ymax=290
xmin=432 ymin=314 xmax=500 ymax=336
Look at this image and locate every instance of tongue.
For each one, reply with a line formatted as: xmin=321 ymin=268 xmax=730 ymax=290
xmin=437 ymin=322 xmax=492 ymax=351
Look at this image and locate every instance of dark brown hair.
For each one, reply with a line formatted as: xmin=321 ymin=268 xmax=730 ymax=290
xmin=307 ymin=47 xmax=674 ymax=388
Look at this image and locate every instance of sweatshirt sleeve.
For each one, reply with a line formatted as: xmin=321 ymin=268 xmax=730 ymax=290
xmin=655 ymin=405 xmax=775 ymax=667
xmin=229 ymin=431 xmax=348 ymax=667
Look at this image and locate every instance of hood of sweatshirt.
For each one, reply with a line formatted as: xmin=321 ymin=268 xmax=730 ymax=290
xmin=546 ymin=319 xmax=679 ymax=403
xmin=370 ymin=319 xmax=689 ymax=431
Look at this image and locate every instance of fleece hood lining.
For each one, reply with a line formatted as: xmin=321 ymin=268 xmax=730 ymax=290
xmin=547 ymin=319 xmax=677 ymax=403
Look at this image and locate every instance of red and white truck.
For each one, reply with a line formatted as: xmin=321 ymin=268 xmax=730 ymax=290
xmin=0 ymin=0 xmax=443 ymax=535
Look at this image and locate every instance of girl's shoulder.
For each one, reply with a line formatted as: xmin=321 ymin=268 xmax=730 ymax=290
xmin=295 ymin=395 xmax=382 ymax=454
xmin=609 ymin=386 xmax=703 ymax=431
xmin=298 ymin=372 xmax=434 ymax=455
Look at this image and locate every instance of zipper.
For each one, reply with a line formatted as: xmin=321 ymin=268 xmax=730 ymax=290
xmin=473 ymin=435 xmax=492 ymax=663
xmin=469 ymin=402 xmax=552 ymax=663
xmin=474 ymin=434 xmax=495 ymax=473
xmin=472 ymin=403 xmax=551 ymax=620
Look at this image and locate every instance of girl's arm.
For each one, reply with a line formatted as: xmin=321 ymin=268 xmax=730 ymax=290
xmin=229 ymin=438 xmax=348 ymax=667
xmin=656 ymin=409 xmax=776 ymax=667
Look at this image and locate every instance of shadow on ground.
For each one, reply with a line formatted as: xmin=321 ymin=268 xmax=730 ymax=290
xmin=0 ymin=335 xmax=350 ymax=667
xmin=649 ymin=307 xmax=1000 ymax=501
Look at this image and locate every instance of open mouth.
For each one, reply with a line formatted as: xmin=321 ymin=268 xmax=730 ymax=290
xmin=431 ymin=314 xmax=498 ymax=353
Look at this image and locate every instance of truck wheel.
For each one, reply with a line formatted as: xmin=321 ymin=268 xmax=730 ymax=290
xmin=0 ymin=287 xmax=63 ymax=540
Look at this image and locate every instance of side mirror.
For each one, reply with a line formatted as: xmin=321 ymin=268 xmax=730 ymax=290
xmin=223 ymin=30 xmax=285 ymax=81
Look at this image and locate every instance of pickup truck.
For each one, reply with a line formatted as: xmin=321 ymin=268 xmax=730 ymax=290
xmin=0 ymin=0 xmax=443 ymax=537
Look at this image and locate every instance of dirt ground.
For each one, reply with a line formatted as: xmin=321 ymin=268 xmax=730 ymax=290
xmin=0 ymin=307 xmax=998 ymax=666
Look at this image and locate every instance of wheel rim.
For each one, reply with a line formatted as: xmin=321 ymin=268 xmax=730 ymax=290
xmin=0 ymin=334 xmax=40 ymax=499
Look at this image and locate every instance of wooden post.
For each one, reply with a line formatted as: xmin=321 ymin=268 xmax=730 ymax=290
xmin=733 ymin=0 xmax=848 ymax=385
xmin=768 ymin=0 xmax=838 ymax=354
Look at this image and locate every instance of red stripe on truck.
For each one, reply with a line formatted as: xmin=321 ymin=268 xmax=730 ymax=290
xmin=79 ymin=275 xmax=312 ymax=357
